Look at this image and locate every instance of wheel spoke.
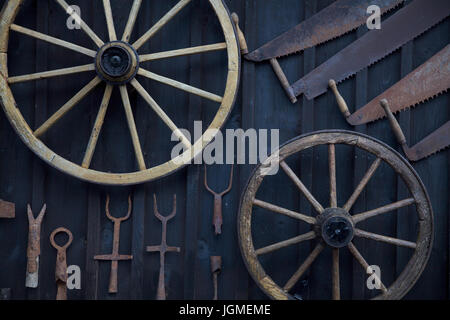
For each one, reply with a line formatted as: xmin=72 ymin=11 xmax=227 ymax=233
xmin=119 ymin=85 xmax=146 ymax=171
xmin=280 ymin=161 xmax=324 ymax=214
xmin=343 ymin=158 xmax=382 ymax=212
xmin=329 ymin=144 xmax=337 ymax=207
xmin=138 ymin=68 xmax=223 ymax=103
xmin=82 ymin=85 xmax=114 ymax=169
xmin=103 ymin=0 xmax=117 ymax=41
xmin=8 ymin=64 xmax=95 ymax=84
xmin=253 ymin=199 xmax=316 ymax=224
xmin=122 ymin=0 xmax=142 ymax=42
xmin=140 ymin=43 xmax=227 ymax=62
xmin=255 ymin=231 xmax=316 ymax=256
xmin=332 ymin=248 xmax=340 ymax=300
xmin=34 ymin=77 xmax=102 ymax=138
xmin=352 ymin=198 xmax=415 ymax=224
xmin=54 ymin=0 xmax=104 ymax=47
xmin=283 ymin=242 xmax=324 ymax=292
xmin=354 ymin=229 xmax=417 ymax=249
xmin=130 ymin=79 xmax=192 ymax=149
xmin=10 ymin=24 xmax=96 ymax=57
xmin=347 ymin=242 xmax=388 ymax=293
xmin=133 ymin=0 xmax=192 ymax=50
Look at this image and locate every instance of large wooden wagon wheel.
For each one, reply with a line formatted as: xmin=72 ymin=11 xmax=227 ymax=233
xmin=0 ymin=0 xmax=239 ymax=185
xmin=238 ymin=130 xmax=433 ymax=300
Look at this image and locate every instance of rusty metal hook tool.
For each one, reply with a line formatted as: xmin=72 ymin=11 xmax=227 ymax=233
xmin=204 ymin=164 xmax=234 ymax=235
xmin=94 ymin=195 xmax=133 ymax=294
xmin=147 ymin=194 xmax=180 ymax=300
xmin=26 ymin=204 xmax=46 ymax=288
xmin=210 ymin=256 xmax=222 ymax=300
xmin=50 ymin=227 xmax=73 ymax=300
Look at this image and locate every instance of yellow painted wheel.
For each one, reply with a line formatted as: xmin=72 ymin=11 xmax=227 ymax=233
xmin=0 ymin=0 xmax=240 ymax=185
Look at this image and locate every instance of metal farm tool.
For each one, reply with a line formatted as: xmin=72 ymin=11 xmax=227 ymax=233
xmin=94 ymin=195 xmax=132 ymax=294
xmin=247 ymin=0 xmax=450 ymax=102
xmin=26 ymin=204 xmax=46 ymax=288
xmin=381 ymin=100 xmax=450 ymax=161
xmin=0 ymin=199 xmax=15 ymax=218
xmin=238 ymin=130 xmax=433 ymax=300
xmin=204 ymin=164 xmax=234 ymax=235
xmin=210 ymin=256 xmax=222 ymax=300
xmin=245 ymin=0 xmax=404 ymax=103
xmin=147 ymin=194 xmax=180 ymax=300
xmin=50 ymin=227 xmax=73 ymax=300
xmin=333 ymin=44 xmax=450 ymax=125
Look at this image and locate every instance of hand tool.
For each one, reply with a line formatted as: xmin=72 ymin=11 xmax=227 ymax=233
xmin=26 ymin=204 xmax=46 ymax=288
xmin=210 ymin=256 xmax=222 ymax=300
xmin=333 ymin=44 xmax=450 ymax=125
xmin=245 ymin=0 xmax=404 ymax=103
xmin=50 ymin=227 xmax=73 ymax=300
xmin=231 ymin=13 xmax=248 ymax=55
xmin=147 ymin=194 xmax=180 ymax=300
xmin=381 ymin=99 xmax=450 ymax=161
xmin=94 ymin=195 xmax=133 ymax=294
xmin=0 ymin=288 xmax=11 ymax=300
xmin=204 ymin=164 xmax=234 ymax=235
xmin=0 ymin=199 xmax=15 ymax=218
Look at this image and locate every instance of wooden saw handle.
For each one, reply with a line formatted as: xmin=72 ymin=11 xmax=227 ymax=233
xmin=231 ymin=13 xmax=248 ymax=55
xmin=380 ymin=99 xmax=407 ymax=146
xmin=329 ymin=79 xmax=350 ymax=118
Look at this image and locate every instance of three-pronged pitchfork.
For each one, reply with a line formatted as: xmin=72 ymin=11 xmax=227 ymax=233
xmin=147 ymin=194 xmax=180 ymax=300
xmin=94 ymin=195 xmax=133 ymax=294
xmin=204 ymin=164 xmax=234 ymax=235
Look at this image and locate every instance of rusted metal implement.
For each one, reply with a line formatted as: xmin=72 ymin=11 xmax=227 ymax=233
xmin=381 ymin=100 xmax=450 ymax=161
xmin=334 ymin=44 xmax=450 ymax=125
xmin=210 ymin=256 xmax=222 ymax=300
xmin=238 ymin=130 xmax=433 ymax=300
xmin=147 ymin=194 xmax=180 ymax=300
xmin=25 ymin=204 xmax=46 ymax=288
xmin=50 ymin=227 xmax=73 ymax=300
xmin=245 ymin=0 xmax=404 ymax=103
xmin=0 ymin=199 xmax=15 ymax=218
xmin=0 ymin=0 xmax=240 ymax=186
xmin=94 ymin=195 xmax=132 ymax=294
xmin=204 ymin=164 xmax=234 ymax=235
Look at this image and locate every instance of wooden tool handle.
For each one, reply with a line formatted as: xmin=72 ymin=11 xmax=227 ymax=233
xmin=213 ymin=196 xmax=223 ymax=235
xmin=270 ymin=58 xmax=298 ymax=104
xmin=231 ymin=13 xmax=248 ymax=55
xmin=108 ymin=261 xmax=118 ymax=293
xmin=380 ymin=99 xmax=407 ymax=145
xmin=329 ymin=79 xmax=350 ymax=118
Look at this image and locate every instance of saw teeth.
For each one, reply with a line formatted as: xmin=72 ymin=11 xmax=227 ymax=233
xmin=273 ymin=1 xmax=405 ymax=60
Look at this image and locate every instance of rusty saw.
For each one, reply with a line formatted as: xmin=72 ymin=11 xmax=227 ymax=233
xmin=292 ymin=0 xmax=450 ymax=100
xmin=245 ymin=0 xmax=404 ymax=103
xmin=335 ymin=44 xmax=450 ymax=125
xmin=381 ymin=100 xmax=450 ymax=161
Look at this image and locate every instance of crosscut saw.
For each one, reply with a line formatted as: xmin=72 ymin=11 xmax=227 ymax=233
xmin=247 ymin=0 xmax=450 ymax=103
xmin=381 ymin=100 xmax=450 ymax=161
xmin=330 ymin=44 xmax=450 ymax=124
xmin=245 ymin=0 xmax=404 ymax=103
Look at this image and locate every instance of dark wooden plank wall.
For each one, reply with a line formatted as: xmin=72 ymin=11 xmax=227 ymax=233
xmin=0 ymin=0 xmax=448 ymax=300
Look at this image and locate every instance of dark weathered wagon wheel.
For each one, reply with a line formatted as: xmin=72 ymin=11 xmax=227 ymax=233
xmin=238 ymin=130 xmax=433 ymax=300
xmin=0 ymin=0 xmax=239 ymax=185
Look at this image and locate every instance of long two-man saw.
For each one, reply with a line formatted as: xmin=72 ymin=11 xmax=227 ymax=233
xmin=247 ymin=0 xmax=450 ymax=103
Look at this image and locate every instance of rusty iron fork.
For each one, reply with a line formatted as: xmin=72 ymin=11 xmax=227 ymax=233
xmin=26 ymin=204 xmax=46 ymax=288
xmin=147 ymin=194 xmax=180 ymax=300
xmin=204 ymin=164 xmax=234 ymax=235
xmin=50 ymin=227 xmax=73 ymax=300
xmin=94 ymin=195 xmax=133 ymax=294
xmin=210 ymin=256 xmax=222 ymax=300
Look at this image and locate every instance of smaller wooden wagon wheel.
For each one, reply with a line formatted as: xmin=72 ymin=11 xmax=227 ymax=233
xmin=238 ymin=130 xmax=433 ymax=300
xmin=0 ymin=0 xmax=240 ymax=185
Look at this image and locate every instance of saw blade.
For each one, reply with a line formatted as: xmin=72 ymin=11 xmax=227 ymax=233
xmin=407 ymin=121 xmax=450 ymax=161
xmin=246 ymin=0 xmax=404 ymax=62
xmin=348 ymin=44 xmax=450 ymax=125
xmin=291 ymin=0 xmax=450 ymax=100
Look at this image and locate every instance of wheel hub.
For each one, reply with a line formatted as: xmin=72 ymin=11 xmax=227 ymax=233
xmin=318 ymin=208 xmax=354 ymax=248
xmin=95 ymin=41 xmax=139 ymax=84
